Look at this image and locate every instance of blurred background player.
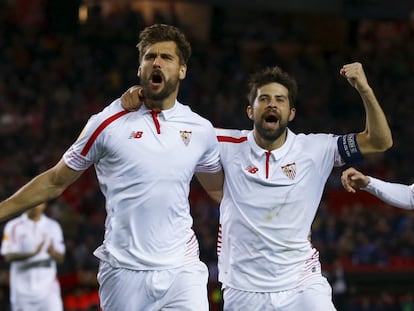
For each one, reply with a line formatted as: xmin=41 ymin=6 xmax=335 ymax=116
xmin=1 ymin=202 xmax=65 ymax=311
xmin=341 ymin=167 xmax=414 ymax=209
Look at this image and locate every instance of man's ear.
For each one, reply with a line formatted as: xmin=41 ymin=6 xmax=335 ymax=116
xmin=137 ymin=66 xmax=141 ymax=78
xmin=246 ymin=105 xmax=253 ymax=120
xmin=288 ymin=108 xmax=296 ymax=122
xmin=179 ymin=64 xmax=187 ymax=80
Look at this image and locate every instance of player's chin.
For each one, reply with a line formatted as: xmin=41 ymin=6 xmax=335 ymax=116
xmin=263 ymin=122 xmax=279 ymax=131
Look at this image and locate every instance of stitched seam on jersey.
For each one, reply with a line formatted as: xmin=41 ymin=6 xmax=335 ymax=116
xmin=80 ymin=110 xmax=130 ymax=156
xmin=217 ymin=136 xmax=247 ymax=143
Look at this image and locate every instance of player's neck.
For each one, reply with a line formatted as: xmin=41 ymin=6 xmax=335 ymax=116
xmin=145 ymin=90 xmax=178 ymax=111
xmin=253 ymin=130 xmax=287 ymax=151
xmin=28 ymin=214 xmax=42 ymax=222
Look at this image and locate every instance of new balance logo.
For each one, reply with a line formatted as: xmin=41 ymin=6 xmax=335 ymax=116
xmin=129 ymin=131 xmax=143 ymax=139
xmin=246 ymin=165 xmax=259 ymax=174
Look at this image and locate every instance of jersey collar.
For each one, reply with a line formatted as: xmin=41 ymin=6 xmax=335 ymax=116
xmin=141 ymin=100 xmax=180 ymax=120
xmin=248 ymin=128 xmax=296 ymax=160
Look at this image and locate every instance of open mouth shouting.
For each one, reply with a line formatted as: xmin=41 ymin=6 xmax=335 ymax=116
xmin=262 ymin=112 xmax=280 ymax=130
xmin=149 ymin=70 xmax=164 ymax=88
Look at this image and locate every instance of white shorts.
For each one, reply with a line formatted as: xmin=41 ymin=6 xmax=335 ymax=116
xmin=223 ymin=275 xmax=337 ymax=311
xmin=11 ymin=282 xmax=63 ymax=311
xmin=97 ymin=260 xmax=209 ymax=311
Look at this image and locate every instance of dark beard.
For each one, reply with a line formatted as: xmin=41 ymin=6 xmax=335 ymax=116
xmin=254 ymin=119 xmax=288 ymax=142
xmin=141 ymin=77 xmax=179 ymax=102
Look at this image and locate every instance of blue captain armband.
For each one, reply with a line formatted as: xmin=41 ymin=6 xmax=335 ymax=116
xmin=337 ymin=133 xmax=364 ymax=165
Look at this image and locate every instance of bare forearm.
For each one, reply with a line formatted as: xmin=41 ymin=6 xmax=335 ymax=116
xmin=358 ymin=87 xmax=393 ymax=153
xmin=4 ymin=252 xmax=36 ymax=262
xmin=195 ymin=170 xmax=224 ymax=204
xmin=0 ymin=174 xmax=60 ymax=221
xmin=340 ymin=63 xmax=392 ymax=155
xmin=0 ymin=160 xmax=82 ymax=222
xmin=48 ymin=250 xmax=65 ymax=263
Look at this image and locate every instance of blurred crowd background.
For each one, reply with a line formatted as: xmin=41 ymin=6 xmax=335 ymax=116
xmin=1 ymin=0 xmax=414 ymax=310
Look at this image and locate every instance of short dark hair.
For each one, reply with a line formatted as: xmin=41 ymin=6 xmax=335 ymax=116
xmin=247 ymin=66 xmax=298 ymax=108
xmin=136 ymin=24 xmax=192 ymax=65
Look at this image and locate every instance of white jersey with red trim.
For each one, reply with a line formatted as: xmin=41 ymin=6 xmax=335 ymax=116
xmin=63 ymin=99 xmax=221 ymax=270
xmin=1 ymin=213 xmax=65 ymax=302
xmin=216 ymin=128 xmax=344 ymax=292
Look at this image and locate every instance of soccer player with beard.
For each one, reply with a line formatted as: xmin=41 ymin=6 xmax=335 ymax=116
xmin=121 ymin=63 xmax=392 ymax=310
xmin=0 ymin=24 xmax=223 ymax=311
xmin=215 ymin=64 xmax=392 ymax=310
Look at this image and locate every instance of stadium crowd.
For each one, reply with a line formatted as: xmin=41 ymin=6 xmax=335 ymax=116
xmin=1 ymin=2 xmax=414 ymax=310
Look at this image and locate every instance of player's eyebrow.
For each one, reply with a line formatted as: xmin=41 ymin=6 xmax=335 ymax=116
xmin=275 ymin=94 xmax=288 ymax=100
xmin=259 ymin=94 xmax=288 ymax=100
xmin=144 ymin=51 xmax=175 ymax=60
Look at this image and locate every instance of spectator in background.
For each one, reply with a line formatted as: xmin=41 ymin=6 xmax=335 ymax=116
xmin=1 ymin=202 xmax=65 ymax=311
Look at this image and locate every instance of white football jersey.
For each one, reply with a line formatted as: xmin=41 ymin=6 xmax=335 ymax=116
xmin=216 ymin=128 xmax=344 ymax=291
xmin=63 ymin=99 xmax=221 ymax=270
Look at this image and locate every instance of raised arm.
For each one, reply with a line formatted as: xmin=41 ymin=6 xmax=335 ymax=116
xmin=341 ymin=167 xmax=414 ymax=210
xmin=340 ymin=62 xmax=393 ymax=155
xmin=0 ymin=159 xmax=83 ymax=222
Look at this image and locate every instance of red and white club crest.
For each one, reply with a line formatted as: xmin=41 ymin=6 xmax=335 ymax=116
xmin=281 ymin=162 xmax=296 ymax=180
xmin=180 ymin=130 xmax=192 ymax=146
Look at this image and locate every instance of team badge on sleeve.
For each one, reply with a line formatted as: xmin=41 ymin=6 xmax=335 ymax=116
xmin=281 ymin=162 xmax=296 ymax=180
xmin=180 ymin=130 xmax=192 ymax=146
